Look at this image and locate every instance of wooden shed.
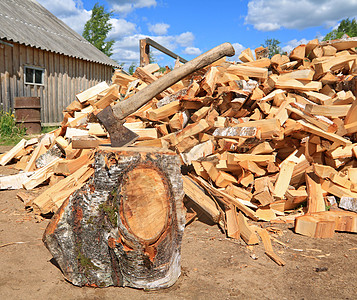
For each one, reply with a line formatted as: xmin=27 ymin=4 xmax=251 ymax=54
xmin=0 ymin=0 xmax=119 ymax=126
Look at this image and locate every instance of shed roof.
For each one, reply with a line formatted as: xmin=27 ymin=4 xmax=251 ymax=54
xmin=0 ymin=0 xmax=120 ymax=68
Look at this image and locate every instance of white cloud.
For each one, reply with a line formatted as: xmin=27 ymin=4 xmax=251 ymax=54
xmin=109 ymin=19 xmax=137 ymax=39
xmin=107 ymin=0 xmax=157 ymax=15
xmin=37 ymin=0 xmax=90 ymax=34
xmin=111 ymin=33 xmax=198 ymax=68
xmin=282 ymin=38 xmax=309 ymax=54
xmin=245 ymin=0 xmax=357 ymax=31
xmin=148 ymin=23 xmax=170 ymax=35
xmin=183 ymin=47 xmax=202 ymax=56
xmin=38 ymin=0 xmax=197 ymax=70
xmin=232 ymin=43 xmax=246 ymax=55
xmin=176 ymin=32 xmax=195 ymax=47
xmin=227 ymin=42 xmax=246 ymax=61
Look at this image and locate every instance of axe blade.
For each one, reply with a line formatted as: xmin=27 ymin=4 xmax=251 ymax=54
xmin=96 ymin=106 xmax=139 ymax=147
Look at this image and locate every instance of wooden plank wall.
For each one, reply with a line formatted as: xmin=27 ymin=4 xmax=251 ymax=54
xmin=0 ymin=41 xmax=114 ymax=125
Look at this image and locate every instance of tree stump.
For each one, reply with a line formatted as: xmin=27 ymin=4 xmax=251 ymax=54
xmin=43 ymin=147 xmax=185 ymax=289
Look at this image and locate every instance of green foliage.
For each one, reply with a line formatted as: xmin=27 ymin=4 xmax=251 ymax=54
xmin=262 ymin=38 xmax=283 ymax=58
xmin=83 ymin=3 xmax=114 ymax=57
xmin=324 ymin=18 xmax=357 ymax=41
xmin=128 ymin=62 xmax=137 ymax=75
xmin=41 ymin=126 xmax=58 ymax=134
xmin=0 ymin=109 xmax=26 ymax=145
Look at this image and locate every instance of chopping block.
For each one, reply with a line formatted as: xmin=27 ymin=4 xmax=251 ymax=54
xmin=43 ymin=147 xmax=185 ymax=289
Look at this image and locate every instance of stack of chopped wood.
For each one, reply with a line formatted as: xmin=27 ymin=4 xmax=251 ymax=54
xmin=2 ymin=37 xmax=357 ymax=260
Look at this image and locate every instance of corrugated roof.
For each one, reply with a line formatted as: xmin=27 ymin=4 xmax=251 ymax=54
xmin=0 ymin=0 xmax=120 ymax=68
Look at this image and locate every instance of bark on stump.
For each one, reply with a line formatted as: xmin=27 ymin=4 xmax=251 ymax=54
xmin=43 ymin=147 xmax=185 ymax=289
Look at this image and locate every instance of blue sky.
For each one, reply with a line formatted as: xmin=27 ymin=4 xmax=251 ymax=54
xmin=37 ymin=0 xmax=357 ymax=70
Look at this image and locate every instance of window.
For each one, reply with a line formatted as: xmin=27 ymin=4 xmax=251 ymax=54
xmin=24 ymin=66 xmax=44 ymax=85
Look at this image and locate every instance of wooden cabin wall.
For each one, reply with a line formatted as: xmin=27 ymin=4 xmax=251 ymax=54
xmin=0 ymin=41 xmax=113 ymax=125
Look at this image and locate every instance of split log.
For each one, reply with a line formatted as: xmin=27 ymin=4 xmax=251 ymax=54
xmin=76 ymin=81 xmax=109 ymax=103
xmin=0 ymin=172 xmax=33 ymax=190
xmin=295 ymin=210 xmax=357 ymax=238
xmin=183 ymin=175 xmax=221 ymax=223
xmin=43 ymin=147 xmax=185 ymax=289
xmin=0 ymin=139 xmax=26 ymax=166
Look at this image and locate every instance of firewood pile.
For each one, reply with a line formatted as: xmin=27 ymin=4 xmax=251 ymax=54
xmin=2 ymin=37 xmax=357 ymax=266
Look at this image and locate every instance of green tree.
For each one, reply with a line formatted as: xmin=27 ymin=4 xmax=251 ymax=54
xmin=128 ymin=62 xmax=137 ymax=75
xmin=83 ymin=3 xmax=114 ymax=57
xmin=262 ymin=38 xmax=282 ymax=58
xmin=324 ymin=18 xmax=357 ymax=41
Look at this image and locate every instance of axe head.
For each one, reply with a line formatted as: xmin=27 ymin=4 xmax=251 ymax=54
xmin=96 ymin=106 xmax=139 ymax=147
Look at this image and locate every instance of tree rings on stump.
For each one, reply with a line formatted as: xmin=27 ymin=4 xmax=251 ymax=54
xmin=43 ymin=147 xmax=185 ymax=289
xmin=121 ymin=165 xmax=170 ymax=244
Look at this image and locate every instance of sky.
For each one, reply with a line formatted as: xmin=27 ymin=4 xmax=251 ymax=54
xmin=36 ymin=0 xmax=357 ymax=70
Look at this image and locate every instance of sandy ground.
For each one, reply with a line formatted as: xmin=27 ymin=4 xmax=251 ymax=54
xmin=1 ymin=145 xmax=357 ymax=300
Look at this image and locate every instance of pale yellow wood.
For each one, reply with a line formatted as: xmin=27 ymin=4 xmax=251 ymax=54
xmin=295 ymin=214 xmax=335 ymax=238
xmin=279 ymin=69 xmax=314 ymax=81
xmin=285 ymin=189 xmax=308 ymax=210
xmin=24 ymin=143 xmax=46 ymax=172
xmin=226 ymin=206 xmax=240 ymax=239
xmin=226 ymin=64 xmax=268 ymax=80
xmin=170 ymin=119 xmax=210 ymax=146
xmin=23 ymin=157 xmax=62 ymax=190
xmin=314 ymin=54 xmax=357 ymax=76
xmin=275 ymin=78 xmax=322 ymax=92
xmin=248 ymin=142 xmax=274 ymax=155
xmin=256 ymin=227 xmax=286 ymax=266
xmin=228 ymin=153 xmax=276 ymax=163
xmin=271 ymin=54 xmax=289 ymax=66
xmin=55 ymin=136 xmax=69 ymax=150
xmin=321 ymin=179 xmax=357 ymax=198
xmin=313 ymin=163 xmax=338 ymax=179
xmin=183 ymin=175 xmax=221 ymax=223
xmin=201 ymin=66 xmax=219 ymax=95
xmin=241 ymin=58 xmax=271 ymax=68
xmin=273 ymin=160 xmax=296 ymax=199
xmin=76 ymin=81 xmax=109 ymax=103
xmin=180 ymin=140 xmax=215 ymax=165
xmin=348 ymin=168 xmax=357 ymax=184
xmin=304 ymin=104 xmax=351 ymax=118
xmin=239 ymin=48 xmax=254 ymax=62
xmin=297 ymin=120 xmax=351 ymax=146
xmin=32 ymin=165 xmax=94 ymax=214
xmin=306 ymin=172 xmax=325 ymax=214
xmin=0 ymin=139 xmax=26 ymax=166
xmin=303 ymin=91 xmax=332 ymax=105
xmin=191 ymin=106 xmax=210 ymax=122
xmin=225 ymin=184 xmax=253 ymax=201
xmin=147 ymin=100 xmax=181 ymax=121
xmin=289 ymin=44 xmax=306 ymax=60
xmin=215 ymin=171 xmax=238 ymax=188
xmin=238 ymin=211 xmax=259 ymax=245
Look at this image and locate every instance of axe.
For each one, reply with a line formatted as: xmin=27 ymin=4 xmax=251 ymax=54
xmin=97 ymin=42 xmax=235 ymax=147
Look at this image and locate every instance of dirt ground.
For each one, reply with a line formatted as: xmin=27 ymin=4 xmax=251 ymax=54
xmin=1 ymin=145 xmax=357 ymax=300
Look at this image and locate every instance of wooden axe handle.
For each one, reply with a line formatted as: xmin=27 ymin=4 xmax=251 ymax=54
xmin=112 ymin=42 xmax=235 ymax=119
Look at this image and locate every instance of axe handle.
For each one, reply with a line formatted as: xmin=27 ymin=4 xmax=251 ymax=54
xmin=112 ymin=42 xmax=235 ymax=119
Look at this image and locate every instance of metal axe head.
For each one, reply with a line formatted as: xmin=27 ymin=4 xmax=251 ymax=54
xmin=96 ymin=106 xmax=139 ymax=147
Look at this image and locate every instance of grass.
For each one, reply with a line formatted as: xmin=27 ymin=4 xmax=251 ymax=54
xmin=41 ymin=126 xmax=59 ymax=134
xmin=0 ymin=110 xmax=60 ymax=146
xmin=0 ymin=110 xmax=26 ymax=146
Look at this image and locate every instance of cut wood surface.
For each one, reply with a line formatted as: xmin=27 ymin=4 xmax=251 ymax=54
xmin=295 ymin=210 xmax=357 ymax=238
xmin=76 ymin=81 xmax=109 ymax=103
